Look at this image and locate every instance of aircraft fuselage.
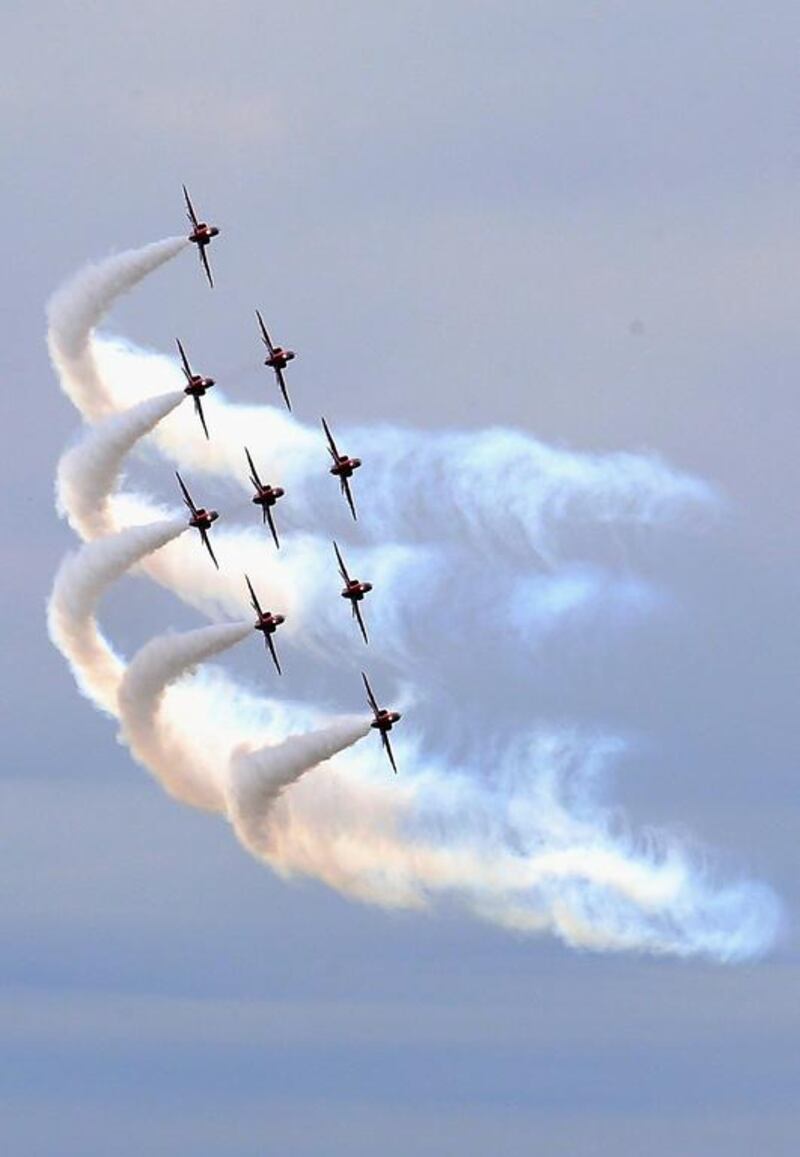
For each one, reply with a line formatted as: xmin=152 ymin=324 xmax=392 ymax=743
xmin=330 ymin=456 xmax=361 ymax=479
xmin=189 ymin=509 xmax=218 ymax=532
xmin=266 ymin=349 xmax=295 ymax=371
xmin=252 ymin=487 xmax=284 ymax=508
xmin=255 ymin=613 xmax=284 ymax=635
xmin=371 ymin=710 xmax=401 ymax=733
xmin=184 ymin=375 xmax=214 ymax=398
xmin=342 ymin=581 xmax=372 ymax=601
xmin=189 ymin=224 xmax=219 ymax=245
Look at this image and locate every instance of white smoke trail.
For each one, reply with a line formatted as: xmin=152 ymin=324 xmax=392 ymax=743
xmin=46 ymin=236 xmax=781 ymax=961
xmin=46 ymin=237 xmax=188 ymax=422
xmin=57 ymin=391 xmax=185 ymax=539
xmin=47 ymin=520 xmax=186 ymax=714
xmin=117 ymin=622 xmax=252 ymax=811
xmin=227 ymin=717 xmax=372 ymax=857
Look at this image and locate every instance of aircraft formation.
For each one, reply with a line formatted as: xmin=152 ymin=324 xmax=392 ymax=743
xmin=178 ymin=188 xmax=402 ymax=773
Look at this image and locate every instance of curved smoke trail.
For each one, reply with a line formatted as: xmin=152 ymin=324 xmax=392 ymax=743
xmin=57 ymin=390 xmax=185 ymax=539
xmin=47 ymin=519 xmax=187 ymax=714
xmin=117 ymin=622 xmax=252 ymax=811
xmin=46 ymin=237 xmax=781 ymax=960
xmin=47 ymin=237 xmax=188 ymax=422
xmin=227 ymin=718 xmax=372 ymax=858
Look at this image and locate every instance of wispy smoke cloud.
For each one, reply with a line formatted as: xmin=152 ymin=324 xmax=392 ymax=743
xmin=45 ymin=236 xmax=781 ymax=961
xmin=57 ymin=404 xmax=643 ymax=669
xmin=91 ymin=334 xmax=716 ymax=563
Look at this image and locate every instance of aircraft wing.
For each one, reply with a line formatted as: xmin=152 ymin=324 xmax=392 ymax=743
xmin=175 ymin=471 xmax=199 ymax=516
xmin=333 ymin=541 xmax=350 ymax=583
xmin=183 ymin=184 xmax=199 ymax=228
xmin=265 ymin=632 xmax=282 ymax=675
xmin=176 ymin=338 xmax=193 ymax=382
xmin=245 ymin=574 xmax=263 ymax=617
xmin=244 ymin=446 xmax=262 ymax=490
xmin=199 ymin=245 xmax=214 ymax=289
xmin=321 ymin=417 xmax=340 ymax=461
xmin=362 ymin=671 xmax=380 ymax=715
xmin=200 ymin=529 xmax=219 ymax=570
xmin=256 ymin=310 xmax=275 ymax=354
xmin=275 ymin=367 xmax=292 ymax=411
xmin=341 ymin=475 xmax=358 ymax=521
xmin=381 ymin=732 xmax=398 ymax=774
xmin=194 ymin=397 xmax=210 ymax=440
xmin=353 ymin=600 xmax=369 ymax=645
xmin=266 ymin=507 xmax=280 ymax=550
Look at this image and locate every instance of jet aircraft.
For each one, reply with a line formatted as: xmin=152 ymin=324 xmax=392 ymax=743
xmin=176 ymin=472 xmax=219 ymax=569
xmin=176 ymin=338 xmax=215 ymax=440
xmin=333 ymin=541 xmax=372 ymax=644
xmin=321 ymin=417 xmax=361 ymax=521
xmin=183 ymin=185 xmax=219 ymax=288
xmin=245 ymin=447 xmax=285 ymax=549
xmin=245 ymin=574 xmax=285 ymax=675
xmin=362 ymin=672 xmax=401 ymax=773
xmin=256 ymin=310 xmax=295 ymax=411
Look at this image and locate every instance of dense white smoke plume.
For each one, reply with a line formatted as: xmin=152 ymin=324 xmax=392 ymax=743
xmin=118 ymin=622 xmax=253 ymax=810
xmin=227 ymin=717 xmax=372 ymax=856
xmin=47 ymin=237 xmax=188 ymax=422
xmin=46 ymin=235 xmax=781 ymax=961
xmin=57 ymin=390 xmax=185 ymax=539
xmin=47 ymin=519 xmax=187 ymax=714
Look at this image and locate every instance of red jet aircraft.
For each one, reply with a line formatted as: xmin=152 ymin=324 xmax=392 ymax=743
xmin=321 ymin=417 xmax=361 ymax=521
xmin=176 ymin=472 xmax=219 ymax=569
xmin=245 ymin=574 xmax=285 ymax=675
xmin=183 ymin=185 xmax=219 ymax=288
xmin=362 ymin=672 xmax=401 ymax=773
xmin=245 ymin=447 xmax=285 ymax=549
xmin=333 ymin=541 xmax=372 ymax=645
xmin=176 ymin=339 xmax=214 ymax=440
xmin=256 ymin=310 xmax=295 ymax=411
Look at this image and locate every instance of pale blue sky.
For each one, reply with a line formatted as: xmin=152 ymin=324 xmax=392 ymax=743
xmin=2 ymin=2 xmax=799 ymax=1153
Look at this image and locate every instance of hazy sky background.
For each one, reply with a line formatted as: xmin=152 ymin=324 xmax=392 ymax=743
xmin=2 ymin=2 xmax=799 ymax=1153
